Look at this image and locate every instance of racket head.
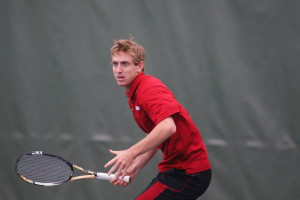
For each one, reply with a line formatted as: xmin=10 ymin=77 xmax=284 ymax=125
xmin=15 ymin=151 xmax=74 ymax=186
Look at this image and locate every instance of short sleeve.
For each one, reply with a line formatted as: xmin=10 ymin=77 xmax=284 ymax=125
xmin=140 ymin=85 xmax=180 ymax=124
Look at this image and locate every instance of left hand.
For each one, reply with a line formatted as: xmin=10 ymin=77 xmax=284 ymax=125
xmin=104 ymin=149 xmax=135 ymax=183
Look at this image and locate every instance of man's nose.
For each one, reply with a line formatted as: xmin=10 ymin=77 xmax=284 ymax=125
xmin=116 ymin=65 xmax=123 ymax=72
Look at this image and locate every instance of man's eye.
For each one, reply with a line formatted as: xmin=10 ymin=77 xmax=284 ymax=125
xmin=121 ymin=62 xmax=129 ymax=67
xmin=112 ymin=62 xmax=118 ymax=67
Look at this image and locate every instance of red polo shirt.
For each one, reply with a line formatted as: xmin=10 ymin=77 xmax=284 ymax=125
xmin=127 ymin=73 xmax=211 ymax=174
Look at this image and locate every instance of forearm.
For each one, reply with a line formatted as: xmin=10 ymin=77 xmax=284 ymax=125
xmin=129 ymin=117 xmax=176 ymax=158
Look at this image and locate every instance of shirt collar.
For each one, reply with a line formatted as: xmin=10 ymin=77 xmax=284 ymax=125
xmin=126 ymin=72 xmax=145 ymax=98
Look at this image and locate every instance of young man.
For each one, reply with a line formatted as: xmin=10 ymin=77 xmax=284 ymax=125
xmin=105 ymin=37 xmax=211 ymax=199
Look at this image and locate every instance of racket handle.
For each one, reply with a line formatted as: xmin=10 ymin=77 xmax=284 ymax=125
xmin=96 ymin=173 xmax=130 ymax=183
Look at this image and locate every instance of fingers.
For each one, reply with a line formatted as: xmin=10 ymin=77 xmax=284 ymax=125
xmin=104 ymin=157 xmax=117 ymax=175
xmin=120 ymin=166 xmax=128 ymax=180
xmin=113 ymin=163 xmax=127 ymax=181
xmin=109 ymin=149 xmax=118 ymax=155
xmin=104 ymin=150 xmax=118 ymax=167
xmin=104 ymin=159 xmax=113 ymax=169
xmin=105 ymin=150 xmax=128 ymax=175
xmin=104 ymin=150 xmax=120 ymax=174
xmin=105 ymin=148 xmax=134 ymax=183
xmin=110 ymin=179 xmax=128 ymax=187
xmin=110 ymin=170 xmax=132 ymax=187
xmin=108 ymin=162 xmax=120 ymax=176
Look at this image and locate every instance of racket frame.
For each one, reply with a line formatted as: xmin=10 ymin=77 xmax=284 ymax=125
xmin=15 ymin=151 xmax=130 ymax=186
xmin=15 ymin=151 xmax=74 ymax=186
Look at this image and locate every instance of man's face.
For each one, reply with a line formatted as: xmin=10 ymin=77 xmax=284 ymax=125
xmin=112 ymin=51 xmax=144 ymax=91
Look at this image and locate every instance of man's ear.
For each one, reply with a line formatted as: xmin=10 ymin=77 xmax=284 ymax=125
xmin=137 ymin=61 xmax=144 ymax=72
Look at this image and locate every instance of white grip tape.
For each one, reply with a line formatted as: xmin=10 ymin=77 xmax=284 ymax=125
xmin=96 ymin=173 xmax=130 ymax=183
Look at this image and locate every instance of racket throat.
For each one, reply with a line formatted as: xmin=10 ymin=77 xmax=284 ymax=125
xmin=70 ymin=175 xmax=96 ymax=181
xmin=71 ymin=164 xmax=97 ymax=181
xmin=73 ymin=164 xmax=96 ymax=175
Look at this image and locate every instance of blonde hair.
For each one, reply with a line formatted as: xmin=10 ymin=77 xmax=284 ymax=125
xmin=111 ymin=35 xmax=145 ymax=67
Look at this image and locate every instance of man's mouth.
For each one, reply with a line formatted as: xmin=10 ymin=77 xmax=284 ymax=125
xmin=116 ymin=76 xmax=125 ymax=81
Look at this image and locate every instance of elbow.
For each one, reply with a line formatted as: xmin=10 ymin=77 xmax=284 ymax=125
xmin=168 ymin=120 xmax=177 ymax=136
xmin=161 ymin=117 xmax=176 ymax=137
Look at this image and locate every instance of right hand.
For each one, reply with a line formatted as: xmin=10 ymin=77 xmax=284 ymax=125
xmin=110 ymin=169 xmax=135 ymax=187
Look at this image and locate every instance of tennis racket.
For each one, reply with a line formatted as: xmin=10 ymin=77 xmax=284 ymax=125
xmin=15 ymin=151 xmax=130 ymax=186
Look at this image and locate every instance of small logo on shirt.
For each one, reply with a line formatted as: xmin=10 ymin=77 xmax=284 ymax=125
xmin=135 ymin=106 xmax=140 ymax=111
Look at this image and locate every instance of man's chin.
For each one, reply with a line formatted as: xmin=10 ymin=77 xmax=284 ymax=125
xmin=117 ymin=82 xmax=127 ymax=87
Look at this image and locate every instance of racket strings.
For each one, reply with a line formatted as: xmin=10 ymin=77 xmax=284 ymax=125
xmin=16 ymin=155 xmax=72 ymax=184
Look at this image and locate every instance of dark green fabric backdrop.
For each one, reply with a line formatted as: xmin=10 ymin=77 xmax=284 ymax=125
xmin=1 ymin=0 xmax=299 ymax=199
